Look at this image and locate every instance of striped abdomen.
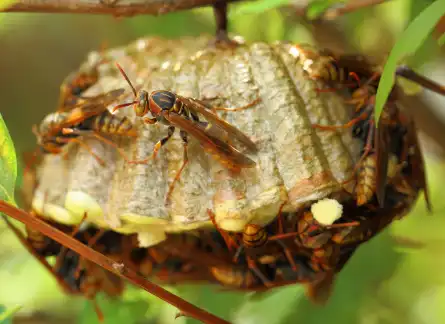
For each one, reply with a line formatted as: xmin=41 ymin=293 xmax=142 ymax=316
xmin=25 ymin=226 xmax=61 ymax=256
xmin=356 ymin=154 xmax=377 ymax=206
xmin=210 ymin=266 xmax=256 ymax=288
xmin=38 ymin=112 xmax=70 ymax=135
xmin=242 ymin=224 xmax=268 ymax=248
xmin=89 ymin=113 xmax=136 ymax=136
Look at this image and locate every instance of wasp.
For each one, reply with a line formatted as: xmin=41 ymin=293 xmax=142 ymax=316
xmin=113 ymin=63 xmax=259 ymax=202
xmin=210 ymin=265 xmax=258 ymax=288
xmin=57 ymin=46 xmax=109 ymax=110
xmin=290 ymin=44 xmax=445 ymax=98
xmin=58 ymin=68 xmax=100 ymax=110
xmin=207 ymin=206 xmax=301 ymax=287
xmin=33 ymin=88 xmax=137 ymax=166
xmin=312 ymin=65 xmax=442 ymax=207
xmin=288 ymin=44 xmax=368 ymax=92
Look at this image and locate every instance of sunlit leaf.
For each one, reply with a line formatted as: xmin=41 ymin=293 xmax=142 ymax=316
xmin=374 ymin=0 xmax=445 ymax=123
xmin=306 ymin=0 xmax=335 ymax=20
xmin=78 ymin=294 xmax=149 ymax=324
xmin=234 ymin=285 xmax=305 ymax=324
xmin=232 ymin=0 xmax=290 ymax=15
xmin=0 ymin=0 xmax=17 ymax=11
xmin=0 ymin=305 xmax=22 ymax=323
xmin=0 ymin=113 xmax=17 ymax=206
xmin=174 ymin=285 xmax=245 ymax=324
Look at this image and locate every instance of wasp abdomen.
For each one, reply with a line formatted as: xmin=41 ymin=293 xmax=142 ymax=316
xmin=242 ymin=224 xmax=268 ymax=248
xmin=356 ymin=155 xmax=377 ymax=206
xmin=210 ymin=266 xmax=256 ymax=288
xmin=90 ymin=114 xmax=135 ymax=136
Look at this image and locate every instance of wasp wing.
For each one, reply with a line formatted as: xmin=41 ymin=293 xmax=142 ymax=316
xmin=163 ymin=111 xmax=256 ymax=169
xmin=59 ymin=89 xmax=126 ymax=128
xmin=374 ymin=115 xmax=390 ymax=208
xmin=405 ymin=119 xmax=432 ymax=212
xmin=179 ymin=97 xmax=258 ymax=153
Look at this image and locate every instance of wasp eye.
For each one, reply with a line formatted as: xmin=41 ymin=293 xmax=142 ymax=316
xmin=135 ymin=91 xmax=149 ymax=117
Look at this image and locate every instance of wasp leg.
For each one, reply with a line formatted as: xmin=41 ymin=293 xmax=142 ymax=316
xmin=62 ymin=128 xmax=134 ymax=164
xmin=129 ymin=126 xmax=175 ymax=165
xmin=212 ymin=97 xmax=261 ymax=112
xmin=207 ymin=209 xmax=238 ymax=252
xmin=232 ymin=243 xmax=245 ymax=263
xmin=276 ymin=240 xmax=298 ymax=272
xmin=165 ymin=130 xmax=189 ymax=204
xmin=312 ymin=109 xmax=370 ymax=131
xmin=247 ymin=257 xmax=272 ymax=287
xmin=144 ymin=117 xmax=157 ymax=124
xmin=270 ymin=203 xmax=298 ymax=271
xmin=54 ymin=213 xmax=88 ymax=273
xmin=74 ymin=229 xmax=106 ymax=280
xmin=57 ymin=136 xmax=106 ymax=166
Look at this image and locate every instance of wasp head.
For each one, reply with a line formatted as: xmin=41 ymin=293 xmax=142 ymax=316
xmin=134 ymin=90 xmax=150 ymax=117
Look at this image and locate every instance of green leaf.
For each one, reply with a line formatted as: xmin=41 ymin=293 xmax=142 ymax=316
xmin=234 ymin=285 xmax=305 ymax=324
xmin=0 ymin=0 xmax=17 ymax=11
xmin=374 ymin=0 xmax=445 ymax=123
xmin=0 ymin=113 xmax=17 ymax=206
xmin=232 ymin=0 xmax=290 ymax=15
xmin=0 ymin=305 xmax=22 ymax=323
xmin=77 ymin=294 xmax=149 ymax=324
xmin=306 ymin=0 xmax=335 ymax=20
xmin=438 ymin=32 xmax=445 ymax=46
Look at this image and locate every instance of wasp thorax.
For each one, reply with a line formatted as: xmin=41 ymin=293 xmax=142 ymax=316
xmin=135 ymin=90 xmax=149 ymax=117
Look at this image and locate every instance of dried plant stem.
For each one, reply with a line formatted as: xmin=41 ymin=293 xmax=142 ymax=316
xmin=321 ymin=0 xmax=390 ymax=20
xmin=0 ymin=200 xmax=230 ymax=324
xmin=1 ymin=0 xmax=243 ymax=16
xmin=294 ymin=0 xmax=391 ymax=21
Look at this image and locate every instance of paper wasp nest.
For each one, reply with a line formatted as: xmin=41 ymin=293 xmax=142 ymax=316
xmin=32 ymin=36 xmax=362 ymax=244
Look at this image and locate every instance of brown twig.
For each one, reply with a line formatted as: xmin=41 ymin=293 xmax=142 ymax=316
xmin=0 ymin=200 xmax=230 ymax=324
xmin=395 ymin=86 xmax=445 ymax=156
xmin=321 ymin=0 xmax=390 ymax=20
xmin=294 ymin=0 xmax=391 ymax=21
xmin=1 ymin=0 xmax=244 ymax=16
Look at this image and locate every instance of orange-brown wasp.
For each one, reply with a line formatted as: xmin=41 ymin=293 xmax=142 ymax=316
xmin=57 ymin=46 xmax=110 ymax=110
xmin=207 ymin=205 xmax=312 ymax=288
xmin=33 ymin=88 xmax=136 ymax=165
xmin=113 ymin=63 xmax=259 ymax=202
xmin=312 ymin=60 xmax=443 ymax=208
xmin=58 ymin=68 xmax=100 ymax=110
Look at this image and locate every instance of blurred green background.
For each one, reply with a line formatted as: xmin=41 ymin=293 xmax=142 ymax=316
xmin=1 ymin=0 xmax=445 ymax=323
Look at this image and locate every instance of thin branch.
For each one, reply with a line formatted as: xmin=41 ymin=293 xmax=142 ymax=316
xmin=322 ymin=0 xmax=390 ymax=20
xmin=294 ymin=0 xmax=391 ymax=21
xmin=395 ymin=87 xmax=445 ymax=156
xmin=1 ymin=0 xmax=244 ymax=16
xmin=0 ymin=200 xmax=230 ymax=324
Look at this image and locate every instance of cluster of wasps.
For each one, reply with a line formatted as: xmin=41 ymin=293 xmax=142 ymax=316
xmin=8 ymin=40 xmax=445 ymax=319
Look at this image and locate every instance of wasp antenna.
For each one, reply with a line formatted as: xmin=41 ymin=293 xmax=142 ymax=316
xmin=115 ymin=62 xmax=137 ymax=97
xmin=112 ymin=101 xmax=137 ymax=113
xmin=31 ymin=124 xmax=40 ymax=136
xmin=348 ymin=72 xmax=361 ymax=88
